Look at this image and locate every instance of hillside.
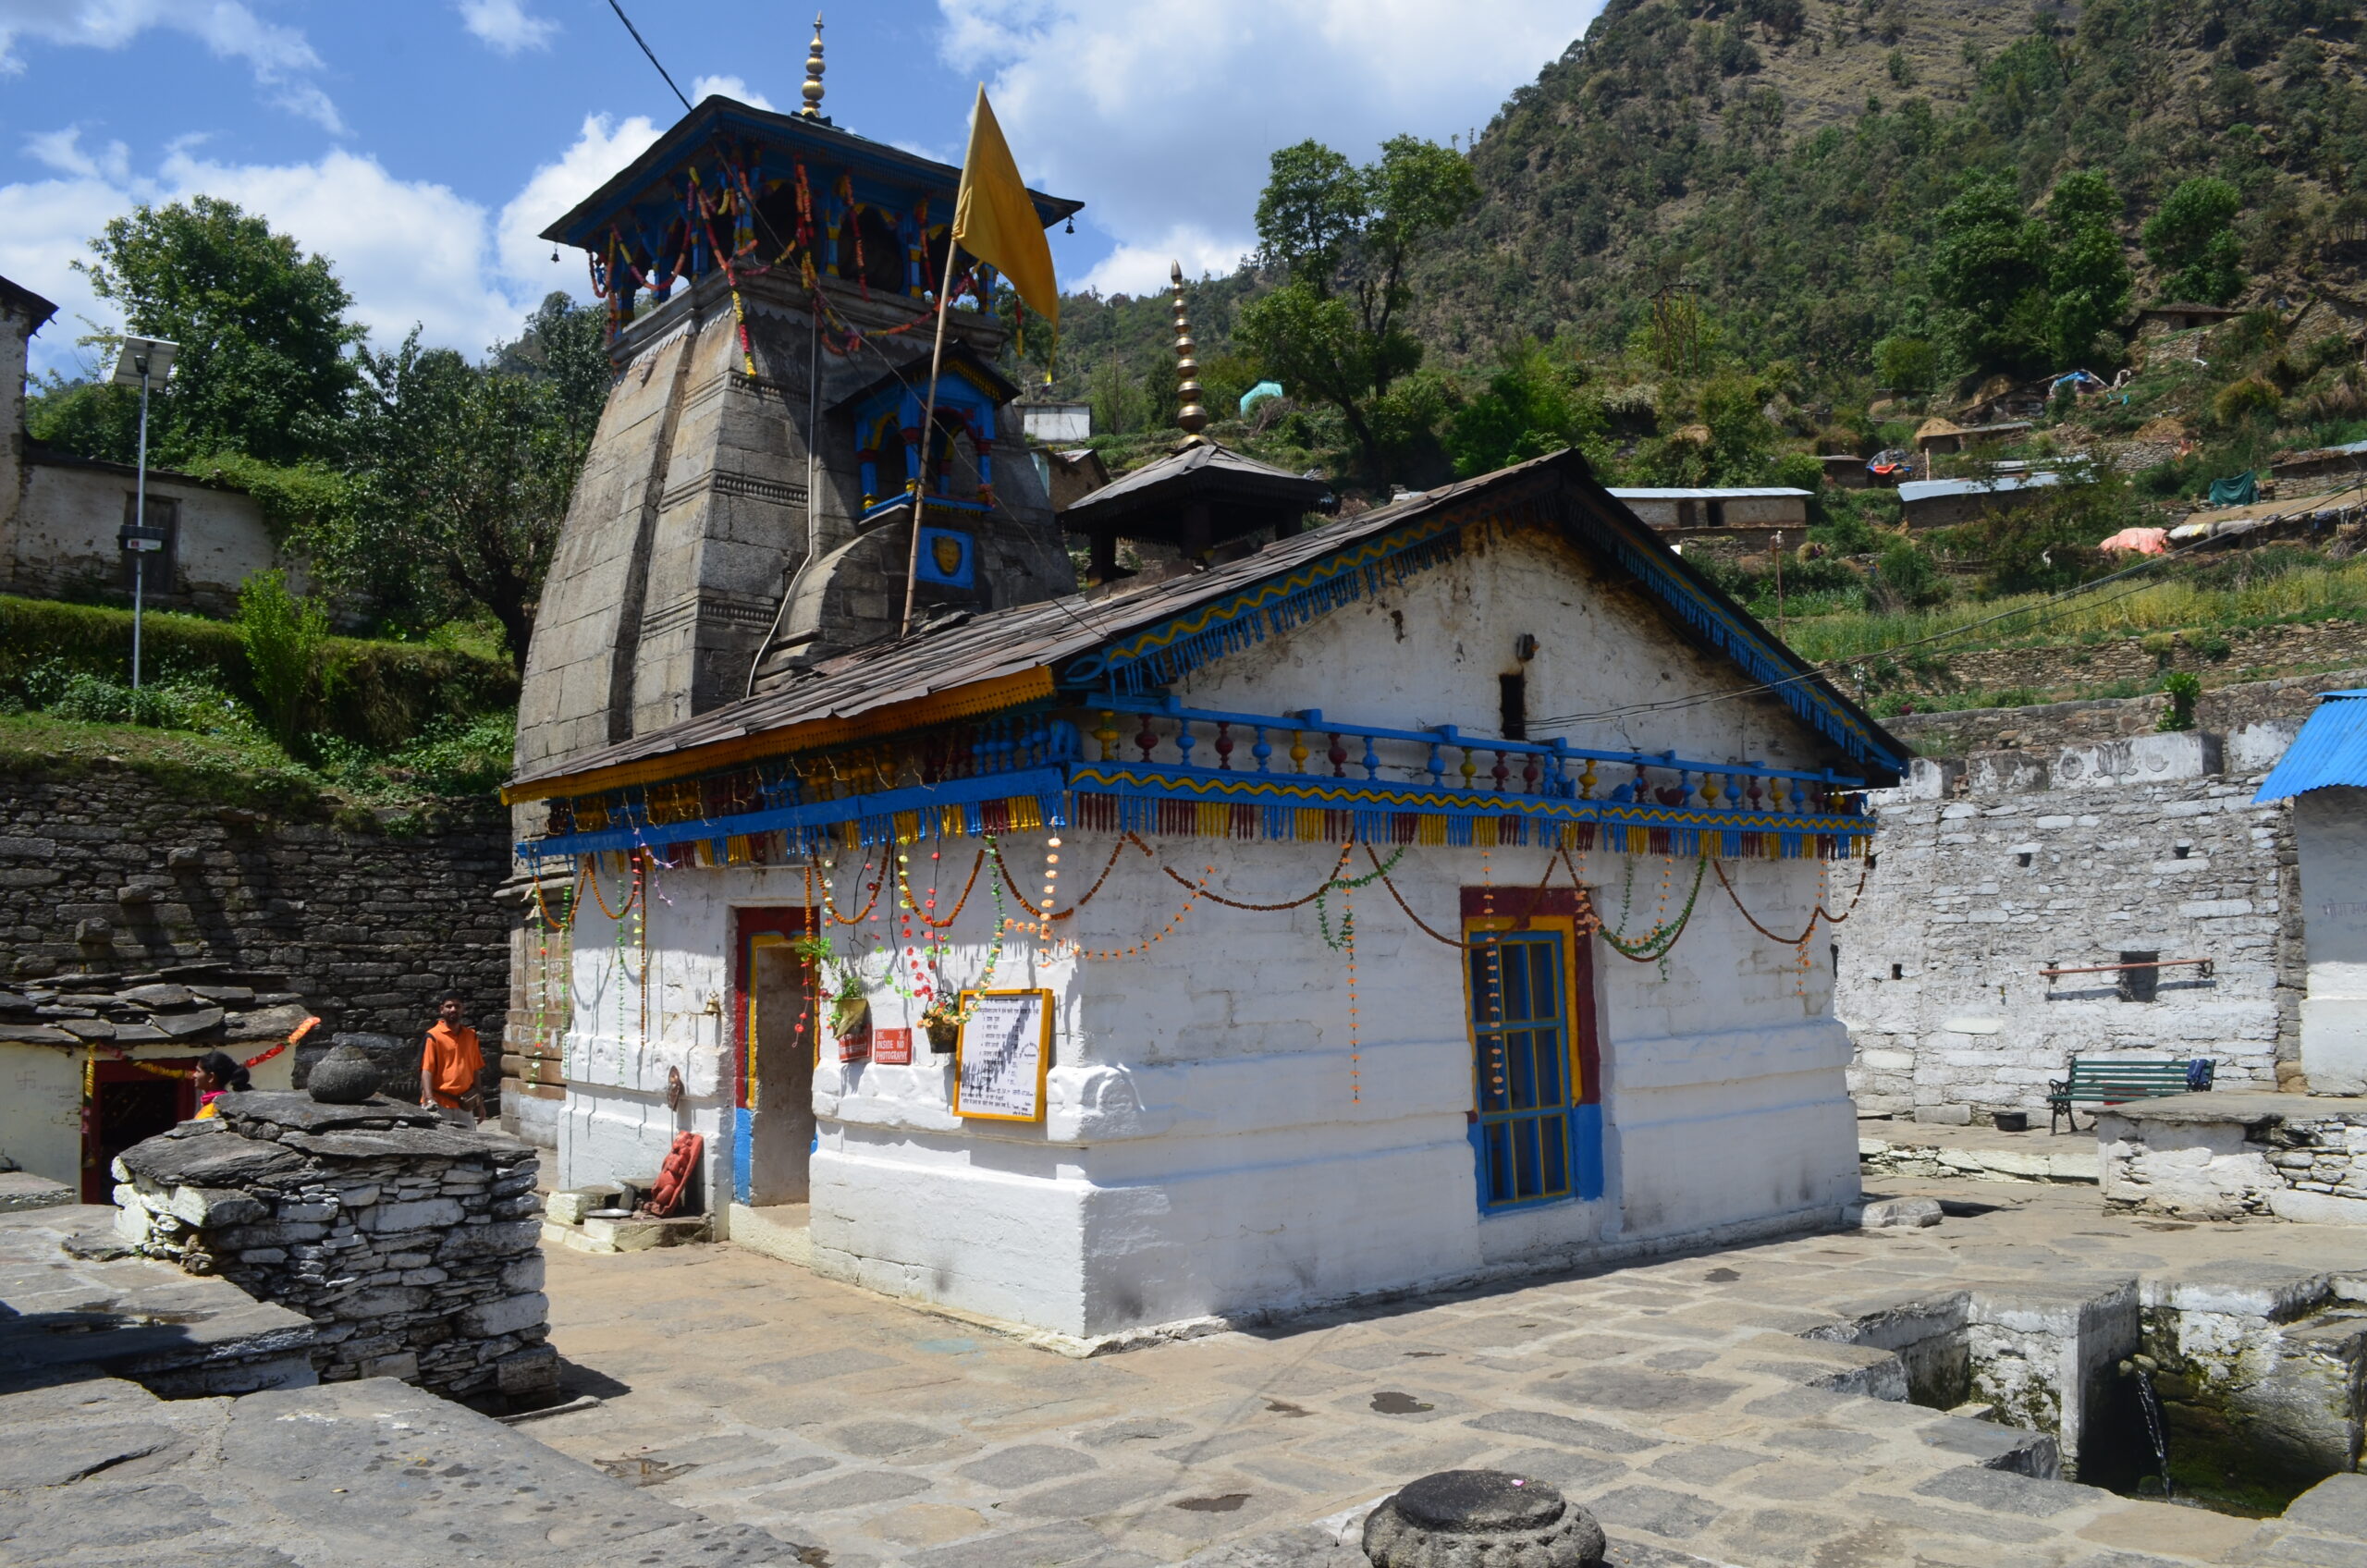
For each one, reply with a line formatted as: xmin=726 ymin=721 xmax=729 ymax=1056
xmin=1415 ymin=0 xmax=2367 ymax=364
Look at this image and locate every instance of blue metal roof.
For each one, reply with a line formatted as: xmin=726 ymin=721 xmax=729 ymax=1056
xmin=2255 ymin=691 xmax=2367 ymax=802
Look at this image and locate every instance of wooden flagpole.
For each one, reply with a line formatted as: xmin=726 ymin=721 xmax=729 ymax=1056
xmin=900 ymin=239 xmax=965 ymax=639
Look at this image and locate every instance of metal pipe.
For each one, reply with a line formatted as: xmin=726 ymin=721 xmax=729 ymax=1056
xmin=2038 ymin=959 xmax=2214 ymax=977
xmin=131 ymin=360 xmax=149 ymax=691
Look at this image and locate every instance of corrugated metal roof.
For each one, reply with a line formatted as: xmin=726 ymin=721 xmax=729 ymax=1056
xmin=1607 ymin=488 xmax=1810 ymax=500
xmin=1897 ymin=472 xmax=2067 ymax=503
xmin=2255 ymin=691 xmax=2367 ymax=802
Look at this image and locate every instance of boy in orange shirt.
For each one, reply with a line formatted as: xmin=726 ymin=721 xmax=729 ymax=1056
xmin=420 ymin=992 xmax=485 ymax=1119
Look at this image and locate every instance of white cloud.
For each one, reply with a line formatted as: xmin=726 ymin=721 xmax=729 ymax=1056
xmin=23 ymin=127 xmax=129 ymax=185
xmin=0 ymin=1 xmax=344 ymax=132
xmin=458 ymin=0 xmax=558 ymax=55
xmin=1079 ymin=227 xmax=1249 ymax=299
xmin=691 ymin=74 xmax=775 ymax=111
xmin=494 ymin=113 xmax=663 ymax=297
xmin=938 ymin=0 xmax=1600 ymax=272
xmin=155 ymin=147 xmax=517 ymax=355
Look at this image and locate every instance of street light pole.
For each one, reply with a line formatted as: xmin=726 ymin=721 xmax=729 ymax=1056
xmin=110 ymin=337 xmax=178 ymax=692
xmin=131 ymin=358 xmax=150 ymax=690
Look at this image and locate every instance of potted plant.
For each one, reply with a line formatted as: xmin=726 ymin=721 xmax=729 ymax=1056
xmin=922 ymin=1001 xmax=962 ymax=1055
xmin=791 ymin=935 xmax=870 ymax=1048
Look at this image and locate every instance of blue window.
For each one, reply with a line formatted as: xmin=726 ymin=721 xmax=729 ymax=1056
xmin=1468 ymin=930 xmax=1576 ymax=1209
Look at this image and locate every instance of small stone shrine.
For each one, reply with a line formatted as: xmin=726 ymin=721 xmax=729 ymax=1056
xmin=111 ymin=1085 xmax=554 ymax=1403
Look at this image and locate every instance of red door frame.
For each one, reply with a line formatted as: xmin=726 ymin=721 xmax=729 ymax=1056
xmin=82 ymin=1056 xmax=201 ymax=1202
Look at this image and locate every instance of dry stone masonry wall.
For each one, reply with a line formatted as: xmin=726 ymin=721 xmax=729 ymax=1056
xmin=110 ymin=1091 xmax=554 ymax=1403
xmin=0 ymin=759 xmax=512 ymax=1046
xmin=1840 ymin=673 xmax=2344 ymax=1123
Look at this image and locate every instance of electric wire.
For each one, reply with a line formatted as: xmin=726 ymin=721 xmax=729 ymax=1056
xmin=603 ymin=0 xmax=693 ymax=114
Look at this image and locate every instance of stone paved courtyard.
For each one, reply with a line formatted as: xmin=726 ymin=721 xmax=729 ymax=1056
xmin=525 ymin=1180 xmax=2367 ymax=1568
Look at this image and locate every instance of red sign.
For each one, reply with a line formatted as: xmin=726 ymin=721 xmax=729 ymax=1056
xmin=836 ymin=1018 xmax=871 ymax=1063
xmin=872 ymin=1028 xmax=913 ymax=1065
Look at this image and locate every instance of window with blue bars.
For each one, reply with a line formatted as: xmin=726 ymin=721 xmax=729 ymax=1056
xmin=1468 ymin=930 xmax=1576 ymax=1209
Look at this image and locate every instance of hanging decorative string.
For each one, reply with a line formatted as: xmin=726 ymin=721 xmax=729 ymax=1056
xmin=1314 ymin=845 xmax=1411 ymax=951
xmin=1343 ymin=879 xmax=1362 ymax=1105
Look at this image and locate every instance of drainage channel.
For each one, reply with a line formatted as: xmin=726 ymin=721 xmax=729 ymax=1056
xmin=1804 ymin=1264 xmax=2367 ymax=1517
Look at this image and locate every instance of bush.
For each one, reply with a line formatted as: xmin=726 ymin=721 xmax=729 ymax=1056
xmin=2213 ymin=374 xmax=2282 ymax=427
xmin=1874 ymin=539 xmax=1949 ymax=607
xmin=2158 ymin=670 xmax=2201 ymax=731
xmin=1813 ymin=509 xmax=1880 ymax=556
xmin=237 ymin=570 xmax=334 ymax=749
xmin=0 ymin=595 xmax=515 ymax=751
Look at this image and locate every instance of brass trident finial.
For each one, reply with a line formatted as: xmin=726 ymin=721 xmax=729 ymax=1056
xmin=800 ymin=15 xmax=827 ymax=119
xmin=1171 ymin=260 xmax=1208 ymax=445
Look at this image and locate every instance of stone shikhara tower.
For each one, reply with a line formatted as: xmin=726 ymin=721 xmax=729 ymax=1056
xmin=499 ymin=87 xmax=1083 ymax=1137
xmin=514 ymin=88 xmax=1083 ymax=786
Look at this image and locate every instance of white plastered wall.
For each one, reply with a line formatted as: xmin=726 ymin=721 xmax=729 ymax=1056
xmin=2297 ymin=787 xmax=2367 ymax=1096
xmin=0 ymin=1038 xmax=295 ymax=1189
xmin=788 ymin=522 xmax=1865 ymax=1338
xmin=557 ymin=860 xmax=815 ymax=1217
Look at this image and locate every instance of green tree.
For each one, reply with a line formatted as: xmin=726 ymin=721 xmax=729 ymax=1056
xmin=337 ymin=328 xmax=587 ymax=668
xmin=2142 ymin=178 xmax=2246 ymax=305
xmin=73 ymin=196 xmax=363 ymax=466
xmin=1238 ymin=136 xmax=1478 ymax=482
xmin=1445 ymin=344 xmax=1591 ymax=477
xmin=1931 ymin=176 xmax=2052 ymax=374
xmin=2043 ymin=170 xmax=2131 ymax=365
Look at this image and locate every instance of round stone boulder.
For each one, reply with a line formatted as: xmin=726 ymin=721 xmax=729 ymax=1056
xmin=306 ymin=1043 xmax=382 ymax=1104
xmin=1363 ymin=1470 xmax=1605 ymax=1568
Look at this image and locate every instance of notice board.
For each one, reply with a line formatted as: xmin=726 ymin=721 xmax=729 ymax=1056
xmin=952 ymin=988 xmax=1053 ymax=1121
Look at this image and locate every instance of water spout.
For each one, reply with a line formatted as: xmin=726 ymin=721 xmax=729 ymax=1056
xmin=2122 ymin=1355 xmax=2175 ymax=1499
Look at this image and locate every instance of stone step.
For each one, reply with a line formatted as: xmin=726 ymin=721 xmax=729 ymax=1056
xmin=1861 ymin=1134 xmax=2100 ymax=1184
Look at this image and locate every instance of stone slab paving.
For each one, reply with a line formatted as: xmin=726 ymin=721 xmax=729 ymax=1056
xmin=0 ymin=1204 xmax=317 ymax=1397
xmin=0 ymin=1372 xmax=812 ymax=1565
xmin=526 ymin=1182 xmax=2367 ymax=1568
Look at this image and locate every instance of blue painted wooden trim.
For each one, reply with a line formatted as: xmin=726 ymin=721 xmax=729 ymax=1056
xmin=1064 ymin=763 xmax=1873 ymax=838
xmin=519 ymin=766 xmax=1070 ymax=859
xmin=733 ymin=1106 xmax=753 ymax=1207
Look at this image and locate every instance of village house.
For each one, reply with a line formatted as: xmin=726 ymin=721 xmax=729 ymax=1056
xmin=1606 ymin=486 xmax=1812 ymax=558
xmin=1898 ymin=470 xmax=2068 ymax=529
xmin=502 ymin=72 xmax=1906 ymax=1343
xmin=2256 ymin=689 xmax=2367 ymax=1096
xmin=1 ymin=274 xmax=287 ymax=619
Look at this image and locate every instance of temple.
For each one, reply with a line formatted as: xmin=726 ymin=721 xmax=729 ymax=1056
xmin=514 ymin=56 xmax=1084 ymax=788
xmin=506 ymin=58 xmax=1908 ymax=1345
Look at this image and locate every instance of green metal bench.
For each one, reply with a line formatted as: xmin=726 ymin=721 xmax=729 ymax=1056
xmin=2047 ymin=1056 xmax=2213 ymax=1133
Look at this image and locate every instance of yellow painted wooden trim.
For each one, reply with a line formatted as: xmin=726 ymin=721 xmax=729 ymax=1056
xmin=504 ymin=666 xmax=1056 ymax=804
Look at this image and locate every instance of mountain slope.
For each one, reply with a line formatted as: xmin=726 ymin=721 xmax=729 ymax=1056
xmin=1414 ymin=0 xmax=2367 ymax=367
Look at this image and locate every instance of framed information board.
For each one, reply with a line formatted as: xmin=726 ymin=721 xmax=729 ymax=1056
xmin=952 ymin=988 xmax=1053 ymax=1122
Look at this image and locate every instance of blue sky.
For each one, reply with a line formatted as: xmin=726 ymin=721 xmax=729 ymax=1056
xmin=1 ymin=0 xmax=1602 ymax=378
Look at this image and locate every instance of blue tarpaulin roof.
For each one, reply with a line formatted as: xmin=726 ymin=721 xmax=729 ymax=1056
xmin=2255 ymin=691 xmax=2367 ymax=802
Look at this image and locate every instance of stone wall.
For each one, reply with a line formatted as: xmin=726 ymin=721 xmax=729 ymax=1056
xmin=2096 ymin=1093 xmax=2367 ymax=1223
xmin=0 ymin=759 xmax=511 ymax=1054
xmin=1840 ymin=674 xmax=2349 ymax=1123
xmin=111 ymin=1089 xmax=554 ymax=1403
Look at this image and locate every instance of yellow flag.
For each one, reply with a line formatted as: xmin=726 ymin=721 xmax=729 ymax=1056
xmin=953 ymin=87 xmax=1059 ymax=326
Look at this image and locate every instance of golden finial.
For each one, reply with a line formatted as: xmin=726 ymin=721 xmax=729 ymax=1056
xmin=1171 ymin=260 xmax=1208 ymax=445
xmin=800 ymin=15 xmax=827 ymax=118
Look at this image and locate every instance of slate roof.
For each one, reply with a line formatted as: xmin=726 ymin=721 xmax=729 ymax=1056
xmin=507 ymin=449 xmax=1907 ymax=797
xmin=1060 ymin=440 xmax=1331 ymax=526
xmin=0 ymin=274 xmax=57 ymax=332
xmin=2255 ymin=690 xmax=2367 ymax=802
xmin=541 ymin=95 xmax=1082 ymax=248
